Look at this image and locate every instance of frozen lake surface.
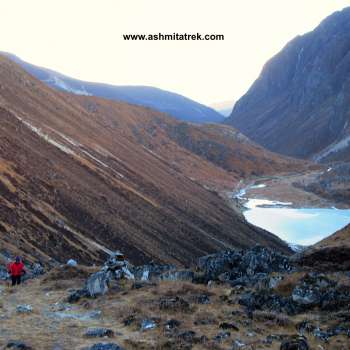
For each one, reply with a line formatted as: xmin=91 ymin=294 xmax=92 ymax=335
xmin=243 ymin=198 xmax=350 ymax=246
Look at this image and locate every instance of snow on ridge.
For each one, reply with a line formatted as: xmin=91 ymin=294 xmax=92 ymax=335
xmin=16 ymin=116 xmax=75 ymax=155
xmin=81 ymin=149 xmax=124 ymax=179
xmin=45 ymin=76 xmax=92 ymax=96
xmin=288 ymin=242 xmax=308 ymax=253
xmin=314 ymin=135 xmax=350 ymax=161
xmin=15 ymin=116 xmax=125 ymax=179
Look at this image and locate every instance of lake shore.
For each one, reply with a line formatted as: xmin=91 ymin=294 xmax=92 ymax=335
xmin=228 ymin=172 xmax=350 ymax=247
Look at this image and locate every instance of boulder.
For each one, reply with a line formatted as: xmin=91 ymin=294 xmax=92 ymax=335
xmin=85 ymin=328 xmax=114 ymax=338
xmin=16 ymin=305 xmax=33 ymax=313
xmin=87 ymin=270 xmax=110 ymax=297
xmin=140 ymin=319 xmax=157 ymax=331
xmin=0 ymin=267 xmax=9 ymax=280
xmin=84 ymin=344 xmax=124 ymax=350
xmin=280 ymin=335 xmax=309 ymax=350
xmin=213 ymin=331 xmax=231 ymax=342
xmin=164 ymin=319 xmax=181 ymax=330
xmin=232 ymin=339 xmax=246 ymax=349
xmin=5 ymin=341 xmax=33 ymax=349
xmin=123 ymin=314 xmax=136 ymax=326
xmin=220 ymin=322 xmax=239 ymax=331
xmin=67 ymin=288 xmax=89 ymax=303
xmin=178 ymin=330 xmax=196 ymax=343
xmin=66 ymin=259 xmax=78 ymax=267
xmin=31 ymin=262 xmax=45 ymax=276
xmin=133 ymin=262 xmax=176 ymax=281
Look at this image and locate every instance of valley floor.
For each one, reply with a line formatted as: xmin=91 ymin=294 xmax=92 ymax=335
xmin=0 ymin=267 xmax=350 ymax=350
xmin=231 ymin=170 xmax=350 ymax=209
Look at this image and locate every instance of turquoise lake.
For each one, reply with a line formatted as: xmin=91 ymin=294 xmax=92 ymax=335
xmin=243 ymin=199 xmax=350 ymax=246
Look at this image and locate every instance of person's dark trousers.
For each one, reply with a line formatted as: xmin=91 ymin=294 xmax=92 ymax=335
xmin=11 ymin=275 xmax=21 ymax=286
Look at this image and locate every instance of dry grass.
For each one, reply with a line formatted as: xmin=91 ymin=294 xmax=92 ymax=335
xmin=273 ymin=272 xmax=307 ymax=297
xmin=41 ymin=265 xmax=98 ymax=283
xmin=1 ymin=274 xmax=350 ymax=350
xmin=253 ymin=310 xmax=292 ymax=327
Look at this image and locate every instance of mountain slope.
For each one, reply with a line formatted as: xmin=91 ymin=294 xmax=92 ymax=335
xmin=2 ymin=52 xmax=223 ymax=124
xmin=0 ymin=55 xmax=292 ymax=266
xmin=73 ymin=95 xmax=305 ymax=185
xmin=227 ymin=7 xmax=350 ymax=162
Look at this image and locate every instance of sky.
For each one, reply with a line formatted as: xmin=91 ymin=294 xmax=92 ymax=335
xmin=1 ymin=0 xmax=350 ymax=105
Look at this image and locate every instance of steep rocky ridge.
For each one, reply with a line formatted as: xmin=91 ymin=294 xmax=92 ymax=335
xmin=227 ymin=7 xmax=350 ymax=162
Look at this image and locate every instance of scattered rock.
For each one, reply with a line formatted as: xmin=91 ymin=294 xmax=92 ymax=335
xmin=264 ymin=334 xmax=289 ymax=345
xmin=178 ymin=330 xmax=196 ymax=343
xmin=5 ymin=341 xmax=32 ymax=349
xmin=239 ymin=289 xmax=297 ymax=315
xmin=232 ymin=339 xmax=246 ymax=349
xmin=192 ymin=294 xmax=210 ymax=304
xmin=67 ymin=287 xmax=89 ymax=303
xmin=85 ymin=328 xmax=114 ymax=338
xmin=0 ymin=267 xmax=9 ymax=280
xmin=291 ymin=274 xmax=334 ymax=307
xmin=164 ymin=319 xmax=181 ymax=330
xmin=296 ymin=320 xmax=316 ymax=334
xmin=159 ymin=296 xmax=190 ymax=312
xmin=16 ymin=305 xmax=33 ymax=313
xmin=50 ymin=302 xmax=72 ymax=312
xmin=123 ymin=314 xmax=136 ymax=326
xmin=140 ymin=319 xmax=157 ymax=331
xmin=84 ymin=343 xmax=124 ymax=350
xmin=103 ymin=252 xmax=134 ymax=280
xmin=31 ymin=262 xmax=45 ymax=276
xmin=220 ymin=322 xmax=239 ymax=331
xmin=280 ymin=335 xmax=309 ymax=350
xmin=133 ymin=262 xmax=176 ymax=281
xmin=213 ymin=331 xmax=231 ymax=342
xmin=87 ymin=271 xmax=110 ymax=297
xmin=66 ymin=259 xmax=78 ymax=267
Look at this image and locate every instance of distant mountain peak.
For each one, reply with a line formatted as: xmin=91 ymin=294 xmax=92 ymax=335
xmin=2 ymin=52 xmax=223 ymax=124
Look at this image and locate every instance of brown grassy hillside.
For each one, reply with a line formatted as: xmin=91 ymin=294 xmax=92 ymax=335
xmin=0 ymin=55 xmax=294 ymax=266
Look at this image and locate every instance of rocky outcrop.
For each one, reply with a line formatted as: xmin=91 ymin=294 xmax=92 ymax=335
xmin=197 ymin=245 xmax=292 ymax=284
xmin=239 ymin=272 xmax=350 ymax=317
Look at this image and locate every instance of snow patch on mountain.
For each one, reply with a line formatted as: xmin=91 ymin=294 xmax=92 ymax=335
xmin=45 ymin=75 xmax=92 ymax=96
xmin=16 ymin=117 xmax=76 ymax=155
xmin=314 ymin=135 xmax=350 ymax=161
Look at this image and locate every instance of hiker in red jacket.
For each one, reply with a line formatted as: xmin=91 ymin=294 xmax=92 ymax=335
xmin=7 ymin=256 xmax=26 ymax=286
